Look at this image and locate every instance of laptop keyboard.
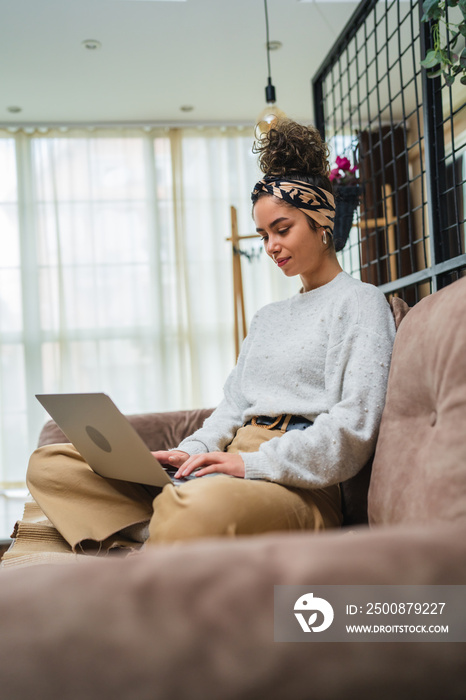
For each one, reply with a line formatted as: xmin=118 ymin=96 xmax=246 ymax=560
xmin=163 ymin=465 xmax=223 ymax=486
xmin=163 ymin=465 xmax=196 ymax=486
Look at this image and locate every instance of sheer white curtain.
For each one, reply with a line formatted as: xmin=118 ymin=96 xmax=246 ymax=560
xmin=0 ymin=125 xmax=296 ymax=531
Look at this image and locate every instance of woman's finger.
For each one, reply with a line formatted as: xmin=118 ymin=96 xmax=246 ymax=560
xmin=153 ymin=450 xmax=189 ymax=467
xmin=175 ymin=454 xmax=208 ymax=477
xmin=175 ymin=452 xmax=244 ymax=478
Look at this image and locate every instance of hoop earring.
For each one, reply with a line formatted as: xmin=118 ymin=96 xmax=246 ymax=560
xmin=322 ymin=229 xmax=327 ymax=245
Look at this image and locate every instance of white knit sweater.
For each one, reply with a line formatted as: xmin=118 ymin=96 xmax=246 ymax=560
xmin=178 ymin=271 xmax=396 ymax=489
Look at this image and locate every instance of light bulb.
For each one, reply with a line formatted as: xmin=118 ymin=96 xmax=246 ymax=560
xmin=256 ymin=104 xmax=287 ymax=134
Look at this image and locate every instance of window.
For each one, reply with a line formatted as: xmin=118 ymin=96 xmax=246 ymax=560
xmin=0 ymin=126 xmax=296 ymax=536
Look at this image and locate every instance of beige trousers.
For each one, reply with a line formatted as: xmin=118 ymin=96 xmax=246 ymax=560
xmin=26 ymin=425 xmax=342 ymax=552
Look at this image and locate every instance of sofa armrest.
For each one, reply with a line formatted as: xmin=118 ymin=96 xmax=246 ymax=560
xmin=0 ymin=524 xmax=465 ymax=699
xmin=37 ymin=408 xmax=214 ymax=452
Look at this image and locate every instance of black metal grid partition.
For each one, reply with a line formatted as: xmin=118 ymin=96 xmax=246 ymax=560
xmin=313 ymin=0 xmax=466 ymax=304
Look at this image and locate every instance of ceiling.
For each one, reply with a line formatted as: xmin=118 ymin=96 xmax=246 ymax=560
xmin=0 ymin=0 xmax=360 ymax=128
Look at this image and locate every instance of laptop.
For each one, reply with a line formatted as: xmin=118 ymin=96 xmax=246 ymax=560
xmin=36 ymin=393 xmax=201 ymax=488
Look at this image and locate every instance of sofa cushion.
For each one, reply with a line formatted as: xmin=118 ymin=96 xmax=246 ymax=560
xmin=369 ymin=277 xmax=466 ymax=525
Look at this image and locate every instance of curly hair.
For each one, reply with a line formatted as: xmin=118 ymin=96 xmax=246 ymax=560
xmin=252 ymin=120 xmax=332 ymax=193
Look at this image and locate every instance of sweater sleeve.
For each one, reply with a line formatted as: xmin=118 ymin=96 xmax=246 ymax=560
xmin=242 ymin=289 xmax=395 ymax=489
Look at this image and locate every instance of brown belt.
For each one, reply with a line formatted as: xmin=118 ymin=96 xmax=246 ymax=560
xmin=245 ymin=414 xmax=313 ymax=432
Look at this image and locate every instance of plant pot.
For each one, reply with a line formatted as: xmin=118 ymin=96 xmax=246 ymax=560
xmin=333 ymin=185 xmax=361 ymax=252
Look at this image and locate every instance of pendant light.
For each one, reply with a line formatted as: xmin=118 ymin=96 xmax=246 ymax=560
xmin=256 ymin=0 xmax=286 ymax=134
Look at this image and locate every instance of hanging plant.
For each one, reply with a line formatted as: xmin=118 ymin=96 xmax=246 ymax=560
xmin=420 ymin=0 xmax=466 ymax=86
xmin=330 ymin=155 xmax=360 ymax=252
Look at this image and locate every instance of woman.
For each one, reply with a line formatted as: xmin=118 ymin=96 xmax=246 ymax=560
xmin=27 ymin=120 xmax=395 ymax=552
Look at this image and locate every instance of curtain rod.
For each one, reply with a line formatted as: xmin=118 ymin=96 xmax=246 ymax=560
xmin=0 ymin=121 xmax=255 ymax=133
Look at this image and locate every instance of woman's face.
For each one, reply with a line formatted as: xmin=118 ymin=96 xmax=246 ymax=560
xmin=253 ymin=195 xmax=336 ymax=292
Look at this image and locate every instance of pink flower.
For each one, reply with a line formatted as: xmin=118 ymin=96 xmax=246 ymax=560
xmin=330 ymin=154 xmax=359 ymax=186
xmin=335 ymin=155 xmax=352 ymax=171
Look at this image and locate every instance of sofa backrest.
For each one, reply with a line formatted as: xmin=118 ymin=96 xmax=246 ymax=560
xmin=368 ymin=277 xmax=466 ymax=526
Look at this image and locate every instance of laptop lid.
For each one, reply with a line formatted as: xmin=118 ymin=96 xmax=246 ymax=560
xmin=35 ymin=393 xmax=173 ymax=488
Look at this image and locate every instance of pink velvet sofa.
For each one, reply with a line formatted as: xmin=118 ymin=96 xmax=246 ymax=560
xmin=0 ymin=277 xmax=466 ymax=699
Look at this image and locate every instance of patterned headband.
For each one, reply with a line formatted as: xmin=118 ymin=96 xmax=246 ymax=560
xmin=251 ymin=179 xmax=335 ymax=231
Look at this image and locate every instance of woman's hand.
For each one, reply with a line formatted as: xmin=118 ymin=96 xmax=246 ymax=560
xmin=174 ymin=452 xmax=245 ymax=479
xmin=151 ymin=450 xmax=189 ymax=468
